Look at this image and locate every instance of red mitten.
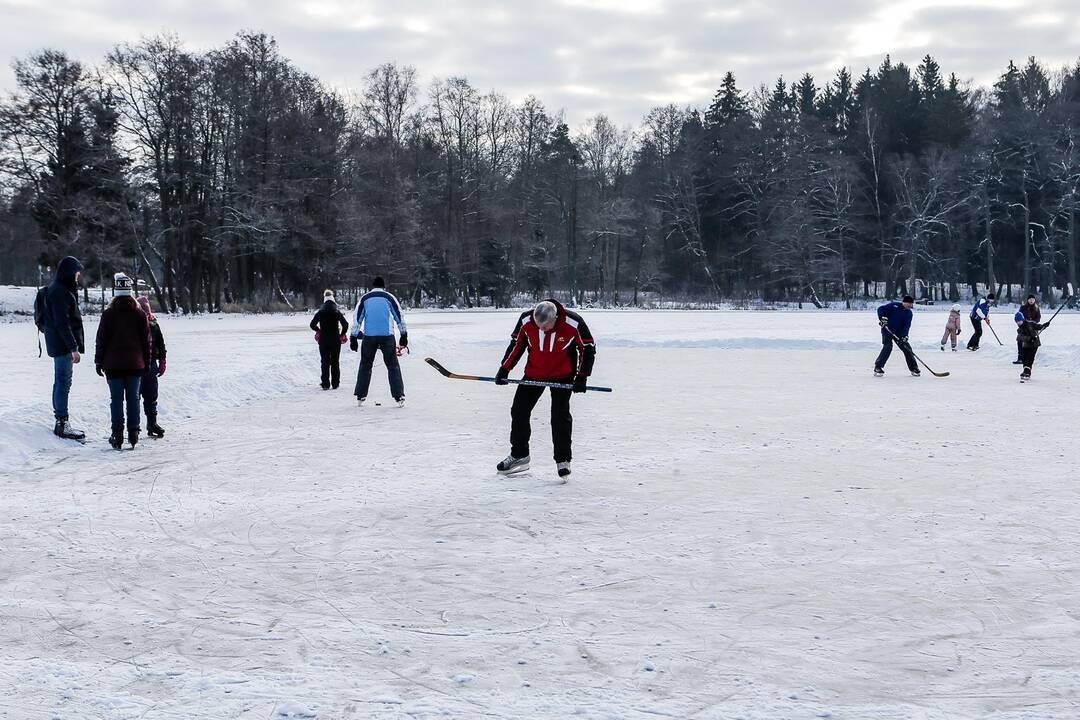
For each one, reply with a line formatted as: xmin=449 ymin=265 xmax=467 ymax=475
xmin=339 ymin=334 xmax=347 ymax=345
xmin=315 ymin=331 xmax=321 ymax=343
xmin=157 ymin=359 xmax=167 ymax=377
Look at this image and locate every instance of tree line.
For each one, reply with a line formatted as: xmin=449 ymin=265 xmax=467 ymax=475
xmin=1 ymin=32 xmax=1079 ymax=311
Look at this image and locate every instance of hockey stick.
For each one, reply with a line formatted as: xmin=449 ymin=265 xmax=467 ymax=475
xmin=985 ymin=319 xmax=1004 ymax=346
xmin=1043 ymin=301 xmax=1069 ymax=327
xmin=881 ymin=327 xmax=950 ymax=377
xmin=1041 ymin=285 xmax=1074 ymax=329
xmin=425 ymin=358 xmax=613 ymax=392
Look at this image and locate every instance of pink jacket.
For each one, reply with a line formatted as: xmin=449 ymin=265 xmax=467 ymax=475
xmin=945 ymin=310 xmax=962 ymax=332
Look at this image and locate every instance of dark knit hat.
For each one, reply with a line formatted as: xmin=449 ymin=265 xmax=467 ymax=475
xmin=114 ymin=273 xmax=134 ymax=297
xmin=372 ymin=276 xmax=385 ymax=288
xmin=902 ymin=295 xmax=915 ymax=304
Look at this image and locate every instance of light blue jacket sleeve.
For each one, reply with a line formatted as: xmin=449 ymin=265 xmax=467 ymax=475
xmin=350 ymin=300 xmax=366 ymax=337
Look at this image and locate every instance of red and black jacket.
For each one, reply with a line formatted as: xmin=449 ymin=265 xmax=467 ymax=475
xmin=500 ymin=299 xmax=596 ymax=381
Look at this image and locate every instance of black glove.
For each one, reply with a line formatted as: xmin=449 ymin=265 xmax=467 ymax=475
xmin=879 ymin=317 xmax=888 ymax=327
xmin=1039 ymin=322 xmax=1049 ymax=330
xmin=399 ymin=333 xmax=408 ymax=348
xmin=494 ymin=367 xmax=509 ymax=385
xmin=573 ymin=375 xmax=587 ymax=393
xmin=349 ymin=337 xmax=358 ymax=352
xmin=95 ymin=364 xmax=104 ymax=377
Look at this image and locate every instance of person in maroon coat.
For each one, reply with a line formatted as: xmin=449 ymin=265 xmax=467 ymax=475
xmin=95 ymin=274 xmax=151 ymax=449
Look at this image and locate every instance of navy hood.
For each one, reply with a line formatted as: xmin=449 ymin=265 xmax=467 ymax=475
xmin=55 ymin=256 xmax=83 ymax=287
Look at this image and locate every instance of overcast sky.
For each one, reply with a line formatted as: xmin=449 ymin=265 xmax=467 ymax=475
xmin=2 ymin=0 xmax=1079 ymax=127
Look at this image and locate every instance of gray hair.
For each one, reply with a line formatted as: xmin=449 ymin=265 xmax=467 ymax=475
xmin=533 ymin=301 xmax=558 ymax=325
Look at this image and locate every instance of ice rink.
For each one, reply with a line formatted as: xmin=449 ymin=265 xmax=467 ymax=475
xmin=2 ymin=306 xmax=1079 ymax=719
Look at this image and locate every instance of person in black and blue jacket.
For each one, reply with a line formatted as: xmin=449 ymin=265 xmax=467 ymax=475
xmin=966 ymin=293 xmax=995 ymax=351
xmin=348 ymin=276 xmax=408 ymax=407
xmin=874 ymin=295 xmax=919 ymax=377
xmin=1015 ymin=295 xmax=1047 ymax=380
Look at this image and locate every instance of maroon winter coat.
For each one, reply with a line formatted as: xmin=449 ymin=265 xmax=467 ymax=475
xmin=95 ymin=296 xmax=151 ymax=378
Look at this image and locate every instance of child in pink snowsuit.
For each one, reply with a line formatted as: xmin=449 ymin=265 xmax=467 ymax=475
xmin=941 ymin=304 xmax=962 ymax=350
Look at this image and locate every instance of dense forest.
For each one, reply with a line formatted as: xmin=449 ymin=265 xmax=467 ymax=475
xmin=1 ymin=32 xmax=1079 ymax=311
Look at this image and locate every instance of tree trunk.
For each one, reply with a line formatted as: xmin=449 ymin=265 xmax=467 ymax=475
xmin=983 ymin=183 xmax=996 ymax=295
xmin=1022 ymin=179 xmax=1032 ymax=294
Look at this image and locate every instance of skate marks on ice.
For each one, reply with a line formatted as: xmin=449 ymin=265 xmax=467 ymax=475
xmin=4 ymin=312 xmax=1080 ymax=717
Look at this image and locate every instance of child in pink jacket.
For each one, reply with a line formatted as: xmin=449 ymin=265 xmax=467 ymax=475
xmin=941 ymin=304 xmax=962 ymax=351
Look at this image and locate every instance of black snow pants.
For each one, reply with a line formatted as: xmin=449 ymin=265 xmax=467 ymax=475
xmin=875 ymin=334 xmax=918 ymax=373
xmin=510 ymin=381 xmax=573 ymax=463
xmin=968 ymin=317 xmax=983 ymax=349
xmin=354 ymin=336 xmax=403 ymax=400
xmin=319 ymin=341 xmax=342 ymax=389
xmin=1021 ymin=344 xmax=1039 ymax=372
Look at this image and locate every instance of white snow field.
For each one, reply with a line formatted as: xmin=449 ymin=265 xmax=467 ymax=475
xmin=2 ymin=307 xmax=1080 ymax=719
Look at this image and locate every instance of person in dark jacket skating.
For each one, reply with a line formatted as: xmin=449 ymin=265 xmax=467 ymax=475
xmin=1014 ymin=294 xmax=1041 ymax=364
xmin=1016 ymin=296 xmax=1047 ymax=381
xmin=310 ymin=289 xmax=349 ymax=390
xmin=95 ymin=274 xmax=151 ymax=449
xmin=348 ymin=277 xmax=407 ymax=407
xmin=966 ymin=293 xmax=995 ymax=350
xmin=874 ymin=296 xmax=920 ymax=377
xmin=136 ymin=296 xmax=167 ymax=438
xmin=42 ymin=256 xmax=86 ymax=441
xmin=494 ymin=299 xmax=596 ymax=479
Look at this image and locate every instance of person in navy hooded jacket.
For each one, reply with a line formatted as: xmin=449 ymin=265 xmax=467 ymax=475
xmin=348 ymin=276 xmax=408 ymax=407
xmin=42 ymin=256 xmax=87 ymax=441
xmin=874 ymin=295 xmax=920 ymax=377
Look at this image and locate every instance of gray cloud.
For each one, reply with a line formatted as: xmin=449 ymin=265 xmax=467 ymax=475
xmin=1 ymin=0 xmax=1078 ymax=126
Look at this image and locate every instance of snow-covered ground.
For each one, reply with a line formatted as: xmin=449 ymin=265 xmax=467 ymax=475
xmin=2 ymin=308 xmax=1080 ymax=719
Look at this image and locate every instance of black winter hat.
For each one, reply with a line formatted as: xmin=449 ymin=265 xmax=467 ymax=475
xmin=372 ymin=276 xmax=385 ymax=288
xmin=902 ymin=295 xmax=915 ymax=304
xmin=1027 ymin=293 xmax=1037 ymax=300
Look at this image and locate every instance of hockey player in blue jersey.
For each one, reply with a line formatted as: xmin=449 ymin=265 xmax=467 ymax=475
xmin=874 ymin=295 xmax=920 ymax=377
xmin=966 ymin=293 xmax=996 ymax=350
xmin=348 ymin=276 xmax=408 ymax=407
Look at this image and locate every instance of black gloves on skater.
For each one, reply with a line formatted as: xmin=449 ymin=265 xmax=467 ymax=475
xmin=573 ymin=375 xmax=587 ymax=393
xmin=349 ymin=336 xmax=359 ymax=352
xmin=495 ymin=367 xmax=509 ymax=385
xmin=399 ymin=333 xmax=408 ymax=348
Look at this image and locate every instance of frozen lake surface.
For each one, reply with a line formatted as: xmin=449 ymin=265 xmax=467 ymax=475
xmin=2 ymin=307 xmax=1079 ymax=719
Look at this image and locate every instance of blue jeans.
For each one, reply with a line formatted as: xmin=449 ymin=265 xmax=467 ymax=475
xmin=141 ymin=362 xmax=159 ymax=419
xmin=52 ymin=355 xmax=73 ymax=419
xmin=107 ymin=376 xmax=142 ymax=433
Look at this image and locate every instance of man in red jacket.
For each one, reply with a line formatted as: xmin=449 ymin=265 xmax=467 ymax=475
xmin=494 ymin=299 xmax=595 ymax=479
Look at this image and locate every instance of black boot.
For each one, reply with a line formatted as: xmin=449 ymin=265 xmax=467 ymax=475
xmin=146 ymin=415 xmax=165 ymax=438
xmin=53 ymin=417 xmax=86 ymax=441
xmin=128 ymin=427 xmax=140 ymax=448
xmin=109 ymin=430 xmax=124 ymax=450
